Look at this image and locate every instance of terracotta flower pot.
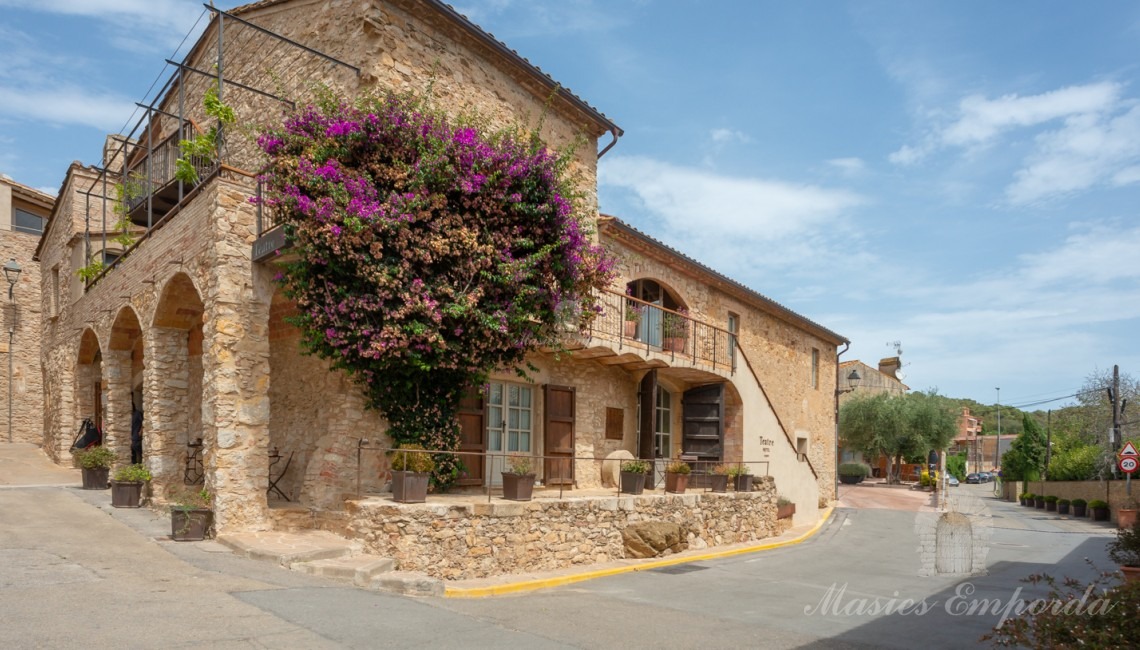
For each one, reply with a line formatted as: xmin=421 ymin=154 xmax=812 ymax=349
xmin=1118 ymin=508 xmax=1138 ymax=529
xmin=665 ymin=472 xmax=688 ymax=494
xmin=110 ymin=480 xmax=143 ymax=508
xmin=501 ymin=473 xmax=535 ymax=501
xmin=1122 ymin=566 xmax=1140 ymax=584
xmin=623 ymin=321 xmax=637 ymax=338
xmin=392 ymin=470 xmax=430 ymax=503
xmin=662 ymin=337 xmax=685 ymax=352
xmin=620 ymin=471 xmax=646 ymax=495
xmin=777 ymin=503 xmax=796 ymax=519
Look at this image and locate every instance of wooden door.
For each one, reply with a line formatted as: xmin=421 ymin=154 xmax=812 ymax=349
xmin=683 ymin=383 xmax=724 ymax=468
xmin=543 ymin=385 xmax=575 ymax=486
xmin=457 ymin=390 xmax=486 ymax=487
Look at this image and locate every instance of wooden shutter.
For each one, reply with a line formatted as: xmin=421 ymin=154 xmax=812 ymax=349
xmin=543 ymin=385 xmax=575 ymax=486
xmin=456 ymin=389 xmax=486 ymax=486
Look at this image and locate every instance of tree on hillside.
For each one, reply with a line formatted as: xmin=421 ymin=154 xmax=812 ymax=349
xmin=1001 ymin=413 xmax=1048 ymax=481
xmin=839 ymin=391 xmax=958 ymax=483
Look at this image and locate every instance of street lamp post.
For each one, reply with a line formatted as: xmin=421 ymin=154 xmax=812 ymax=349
xmin=834 ymin=368 xmax=862 ymax=496
xmin=4 ymin=258 xmax=21 ymax=444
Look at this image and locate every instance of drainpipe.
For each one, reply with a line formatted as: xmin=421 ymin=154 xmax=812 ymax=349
xmin=597 ymin=128 xmax=621 ymax=160
xmin=834 ymin=342 xmax=850 ymax=501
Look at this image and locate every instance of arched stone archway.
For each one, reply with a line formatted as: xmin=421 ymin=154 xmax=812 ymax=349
xmin=75 ymin=329 xmax=103 ymax=442
xmin=148 ymin=273 xmax=204 ymax=495
xmin=107 ymin=307 xmax=143 ymax=463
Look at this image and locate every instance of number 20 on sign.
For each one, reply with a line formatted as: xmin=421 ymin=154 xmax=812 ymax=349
xmin=1121 ymin=457 xmax=1139 ymax=474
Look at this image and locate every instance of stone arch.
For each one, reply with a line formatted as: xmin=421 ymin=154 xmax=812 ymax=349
xmin=106 ymin=307 xmax=144 ymax=463
xmin=75 ymin=328 xmax=104 ymax=450
xmin=146 ymin=272 xmax=205 ymax=494
xmin=626 ymin=277 xmax=688 ymax=312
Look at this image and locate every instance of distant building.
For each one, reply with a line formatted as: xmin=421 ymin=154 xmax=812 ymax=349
xmin=837 ymin=357 xmax=908 ymax=468
xmin=949 ymin=407 xmax=984 ymax=472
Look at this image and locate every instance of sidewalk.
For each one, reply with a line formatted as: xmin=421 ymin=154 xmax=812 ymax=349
xmin=0 ymin=442 xmax=834 ymax=599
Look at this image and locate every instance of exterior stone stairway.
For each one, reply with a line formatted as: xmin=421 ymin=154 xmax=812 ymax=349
xmin=216 ymin=530 xmax=443 ymax=596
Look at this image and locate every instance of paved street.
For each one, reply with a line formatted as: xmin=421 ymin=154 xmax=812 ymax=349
xmin=0 ymin=446 xmax=1120 ymax=648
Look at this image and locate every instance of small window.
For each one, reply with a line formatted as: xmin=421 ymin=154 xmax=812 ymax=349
xmin=50 ymin=266 xmax=60 ymax=318
xmin=102 ymin=251 xmax=121 ymax=267
xmin=811 ymin=348 xmax=820 ymax=389
xmin=797 ymin=436 xmax=808 ymax=461
xmin=13 ymin=208 xmax=45 ymax=235
xmin=727 ymin=312 xmax=739 ymax=354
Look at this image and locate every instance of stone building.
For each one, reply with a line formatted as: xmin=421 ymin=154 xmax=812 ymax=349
xmin=949 ymin=407 xmax=985 ymax=472
xmin=0 ymin=175 xmax=50 ymax=444
xmin=35 ymin=0 xmax=845 ymax=538
xmin=836 ymin=357 xmax=908 ymax=468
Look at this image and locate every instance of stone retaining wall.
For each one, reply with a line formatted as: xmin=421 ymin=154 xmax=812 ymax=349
xmin=344 ymin=476 xmax=778 ymax=580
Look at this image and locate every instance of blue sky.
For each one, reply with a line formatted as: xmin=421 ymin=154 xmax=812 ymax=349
xmin=2 ymin=1 xmax=1140 ymax=409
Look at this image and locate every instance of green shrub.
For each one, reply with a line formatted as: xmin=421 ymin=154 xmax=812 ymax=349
xmin=983 ymin=573 xmax=1140 ymax=647
xmin=1071 ymin=498 xmax=1087 ymax=507
xmin=726 ymin=465 xmax=752 ymax=478
xmin=666 ymin=459 xmax=691 ymax=475
xmin=1109 ymin=521 xmax=1140 ymax=567
xmin=777 ymin=495 xmax=792 ymax=507
xmin=1088 ymin=499 xmax=1109 ymax=509
xmin=75 ymin=446 xmax=115 ymax=469
xmin=838 ymin=463 xmax=871 ymax=478
xmin=1046 ymin=444 xmax=1104 ymax=481
xmin=1058 ymin=498 xmax=1070 ymax=505
xmin=168 ymin=485 xmax=211 ymax=511
xmin=1043 ymin=495 xmax=1058 ymax=503
xmin=620 ymin=460 xmax=650 ymax=474
xmin=112 ymin=463 xmax=152 ymax=482
xmin=1024 ymin=493 xmax=1035 ymax=500
xmin=389 ymin=444 xmax=435 ymax=474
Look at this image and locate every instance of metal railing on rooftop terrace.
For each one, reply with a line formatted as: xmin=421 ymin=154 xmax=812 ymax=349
xmin=585 ymin=288 xmax=737 ymax=374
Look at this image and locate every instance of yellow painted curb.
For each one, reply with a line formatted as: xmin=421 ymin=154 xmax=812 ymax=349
xmin=445 ymin=507 xmax=834 ymax=598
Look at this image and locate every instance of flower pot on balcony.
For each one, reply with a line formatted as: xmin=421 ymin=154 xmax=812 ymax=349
xmin=620 ymin=471 xmax=646 ymax=495
xmin=391 ymin=470 xmax=430 ymax=503
xmin=501 ymin=473 xmax=535 ymax=502
xmin=662 ymin=337 xmax=685 ymax=352
xmin=665 ymin=472 xmax=688 ymax=494
xmin=624 ymin=321 xmax=637 ymax=338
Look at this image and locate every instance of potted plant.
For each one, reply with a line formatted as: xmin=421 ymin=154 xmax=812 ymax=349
xmin=390 ymin=444 xmax=434 ymax=503
xmin=623 ymin=302 xmax=642 ymax=339
xmin=839 ymin=463 xmax=870 ymax=485
xmin=620 ymin=460 xmax=650 ymax=495
xmin=1118 ymin=498 xmax=1139 ymax=529
xmin=709 ymin=464 xmax=730 ymax=493
xmin=169 ymin=485 xmax=212 ymax=541
xmin=1019 ymin=492 xmax=1029 ymax=506
xmin=1108 ymin=521 xmax=1140 ymax=583
xmin=1034 ymin=494 xmax=1046 ymax=509
xmin=1057 ymin=498 xmax=1071 ymax=515
xmin=665 ymin=458 xmax=691 ymax=494
xmin=776 ymin=496 xmax=795 ymax=519
xmin=1044 ymin=495 xmax=1058 ymax=512
xmin=661 ymin=310 xmax=688 ymax=352
xmin=75 ymin=446 xmax=115 ymax=490
xmin=1089 ymin=499 xmax=1110 ymax=522
xmin=110 ymin=463 xmax=152 ymax=508
xmin=1022 ymin=492 xmax=1035 ymax=507
xmin=1071 ymin=498 xmax=1088 ymax=518
xmin=728 ymin=465 xmax=754 ymax=492
xmin=501 ymin=454 xmax=536 ymax=502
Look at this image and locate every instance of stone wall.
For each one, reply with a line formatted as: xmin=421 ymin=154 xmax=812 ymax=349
xmin=346 ymin=476 xmax=778 ymax=580
xmin=0 ymin=228 xmax=42 ymax=445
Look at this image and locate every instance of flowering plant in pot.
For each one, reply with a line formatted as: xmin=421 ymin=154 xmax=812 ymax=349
xmin=501 ymin=453 xmax=536 ymax=502
xmin=111 ymin=463 xmax=151 ymax=508
xmin=623 ymin=301 xmax=643 ymax=339
xmin=75 ymin=446 xmax=115 ymax=490
xmin=1089 ymin=499 xmax=1110 ymax=522
xmin=709 ymin=464 xmax=730 ymax=493
xmin=664 ymin=458 xmax=691 ymax=494
xmin=620 ymin=459 xmax=650 ymax=495
xmin=169 ymin=486 xmax=212 ymax=541
xmin=661 ymin=310 xmax=688 ymax=352
xmin=1109 ymin=521 xmax=1140 ymax=583
xmin=389 ymin=444 xmax=435 ymax=503
xmin=727 ymin=464 xmax=754 ymax=492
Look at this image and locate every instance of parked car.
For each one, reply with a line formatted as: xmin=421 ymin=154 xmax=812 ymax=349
xmin=947 ymin=476 xmax=960 ymax=487
xmin=966 ymin=473 xmax=982 ymax=484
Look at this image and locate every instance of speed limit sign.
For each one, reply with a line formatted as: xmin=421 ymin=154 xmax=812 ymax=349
xmin=1121 ymin=457 xmax=1139 ymax=474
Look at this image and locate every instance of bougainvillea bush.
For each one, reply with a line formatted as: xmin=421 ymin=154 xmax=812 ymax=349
xmin=257 ymin=91 xmax=614 ymax=489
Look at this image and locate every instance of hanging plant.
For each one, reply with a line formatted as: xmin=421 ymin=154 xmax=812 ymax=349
xmin=257 ymin=90 xmax=615 ymax=490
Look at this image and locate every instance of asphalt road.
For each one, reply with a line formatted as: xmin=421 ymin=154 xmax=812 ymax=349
xmin=0 ymin=481 xmax=1118 ymax=649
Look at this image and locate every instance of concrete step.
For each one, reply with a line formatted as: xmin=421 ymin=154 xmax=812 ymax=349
xmin=217 ymin=530 xmax=360 ymax=566
xmin=294 ymin=554 xmax=396 ymax=586
xmin=368 ymin=571 xmax=444 ymax=598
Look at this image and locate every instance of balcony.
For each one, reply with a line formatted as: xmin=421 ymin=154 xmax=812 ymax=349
xmin=121 ymin=120 xmax=217 ymax=227
xmin=568 ymin=288 xmax=737 ymax=378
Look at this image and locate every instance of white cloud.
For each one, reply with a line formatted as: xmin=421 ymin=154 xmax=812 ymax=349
xmin=826 ymin=157 xmax=866 ymax=175
xmin=600 ymin=155 xmax=862 ymax=242
xmin=942 ymin=82 xmax=1121 ymax=147
xmin=0 ymin=85 xmax=135 ymax=131
xmin=0 ymin=0 xmax=205 ymax=53
xmin=710 ymin=128 xmax=750 ymax=144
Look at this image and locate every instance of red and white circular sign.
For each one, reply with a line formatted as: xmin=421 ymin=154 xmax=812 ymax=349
xmin=1121 ymin=457 xmax=1139 ymax=474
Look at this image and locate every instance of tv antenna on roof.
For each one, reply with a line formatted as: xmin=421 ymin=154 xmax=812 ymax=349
xmin=886 ymin=340 xmax=903 ymax=357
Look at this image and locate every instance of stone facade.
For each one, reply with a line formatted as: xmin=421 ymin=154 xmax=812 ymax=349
xmin=345 ymin=476 xmax=778 ymax=580
xmin=0 ymin=176 xmax=49 ymax=445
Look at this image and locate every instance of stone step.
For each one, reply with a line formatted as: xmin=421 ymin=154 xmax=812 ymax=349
xmin=293 ymin=554 xmax=396 ymax=586
xmin=217 ymin=530 xmax=359 ymax=567
xmin=368 ymin=571 xmax=444 ymax=598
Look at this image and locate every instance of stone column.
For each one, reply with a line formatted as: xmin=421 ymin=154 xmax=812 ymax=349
xmin=45 ymin=346 xmax=77 ymax=462
xmin=103 ymin=350 xmax=133 ymax=463
xmin=144 ymin=326 xmax=190 ymax=492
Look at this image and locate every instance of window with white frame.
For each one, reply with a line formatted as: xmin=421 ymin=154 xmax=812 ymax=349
xmin=654 ymin=389 xmax=672 ymax=458
xmin=486 ymin=381 xmax=533 ymax=453
xmin=13 ymin=208 xmax=45 ymax=234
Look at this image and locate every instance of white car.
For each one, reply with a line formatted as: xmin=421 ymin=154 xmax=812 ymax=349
xmin=947 ymin=476 xmax=960 ymax=487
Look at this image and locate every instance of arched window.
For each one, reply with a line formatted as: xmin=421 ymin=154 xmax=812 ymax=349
xmin=625 ymin=279 xmax=687 ymax=348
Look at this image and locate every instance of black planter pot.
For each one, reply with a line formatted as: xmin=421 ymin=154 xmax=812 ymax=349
xmin=1073 ymin=504 xmax=1088 ymax=518
xmin=710 ymin=474 xmax=728 ymax=493
xmin=1019 ymin=498 xmax=1027 ymax=506
xmin=1046 ymin=501 xmax=1057 ymax=512
xmin=170 ymin=508 xmax=212 ymax=541
xmin=1092 ymin=506 xmax=1110 ymax=522
xmin=81 ymin=467 xmax=109 ymax=490
xmin=839 ymin=475 xmax=861 ymax=485
xmin=734 ymin=474 xmax=754 ymax=492
xmin=1057 ymin=503 xmax=1070 ymax=515
xmin=1035 ymin=498 xmax=1045 ymax=509
xmin=501 ymin=473 xmax=535 ymax=501
xmin=392 ymin=471 xmax=430 ymax=503
xmin=110 ymin=481 xmax=143 ymax=507
xmin=620 ymin=471 xmax=646 ymax=495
